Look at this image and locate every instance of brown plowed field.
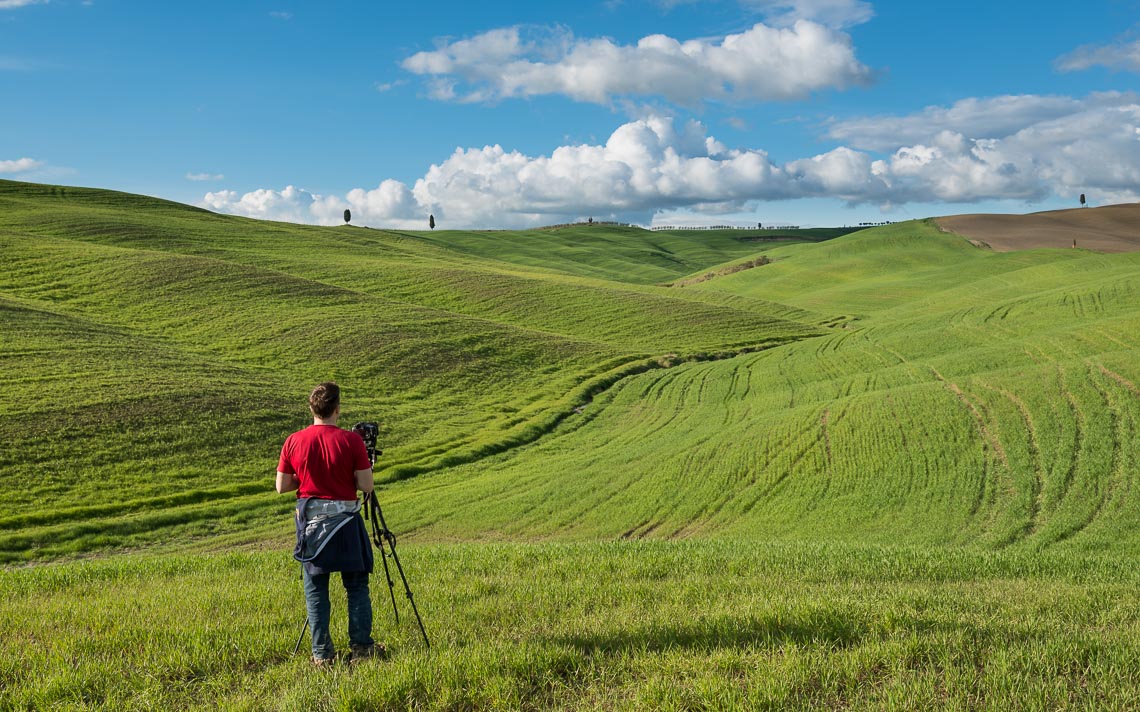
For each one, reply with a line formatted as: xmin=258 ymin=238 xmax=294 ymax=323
xmin=936 ymin=203 xmax=1140 ymax=253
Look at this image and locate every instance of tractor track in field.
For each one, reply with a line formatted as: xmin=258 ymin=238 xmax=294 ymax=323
xmin=1058 ymin=364 xmax=1128 ymax=542
xmin=1094 ymin=328 xmax=1133 ymax=352
xmin=1089 ymin=364 xmax=1133 ymax=507
xmin=374 ymin=335 xmax=805 ymax=484
xmin=806 ymin=402 xmax=850 ymax=512
xmin=690 ymin=398 xmax=839 ymax=535
xmin=981 ymin=383 xmax=1045 ymax=540
xmin=887 ymin=351 xmax=1012 ymax=523
xmin=936 ymin=376 xmax=1009 ymax=469
xmin=736 ymin=411 xmax=824 ymax=516
xmin=1050 ymin=364 xmax=1113 ymax=546
xmin=620 ymin=519 xmax=662 ymax=539
xmin=821 ymin=408 xmax=833 ymax=476
xmin=1052 ymin=366 xmax=1086 ymax=526
xmin=872 ymin=341 xmax=1007 ymax=520
xmin=1095 ymin=364 xmax=1139 ymax=396
xmin=882 ymin=391 xmax=926 ymax=498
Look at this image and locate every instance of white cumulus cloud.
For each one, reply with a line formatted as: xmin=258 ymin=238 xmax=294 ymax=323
xmin=402 ymin=21 xmax=873 ymax=106
xmin=203 ymin=180 xmax=424 ymax=229
xmin=0 ymin=157 xmax=43 ymax=173
xmin=822 ymin=93 xmax=1140 ymax=203
xmin=202 ymin=187 xmax=320 ymax=225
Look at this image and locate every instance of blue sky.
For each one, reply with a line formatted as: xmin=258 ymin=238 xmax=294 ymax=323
xmin=3 ymin=0 xmax=1139 ymax=228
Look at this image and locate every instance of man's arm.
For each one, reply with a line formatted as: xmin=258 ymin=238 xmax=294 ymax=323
xmin=276 ymin=471 xmax=300 ymax=494
xmin=355 ymin=468 xmax=374 ymax=495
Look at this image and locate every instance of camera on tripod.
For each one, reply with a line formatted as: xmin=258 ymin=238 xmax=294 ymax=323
xmin=352 ymin=421 xmax=381 ymax=465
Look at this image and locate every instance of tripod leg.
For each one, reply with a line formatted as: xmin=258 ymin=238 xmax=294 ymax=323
xmin=292 ymin=561 xmax=309 ymax=656
xmin=378 ymin=539 xmax=400 ymax=624
xmin=292 ymin=617 xmax=309 ymax=656
xmin=370 ymin=498 xmax=429 ymax=647
xmin=387 ymin=542 xmax=430 ymax=648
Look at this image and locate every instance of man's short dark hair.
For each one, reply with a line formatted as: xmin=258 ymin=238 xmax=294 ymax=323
xmin=309 ymin=382 xmax=340 ymax=419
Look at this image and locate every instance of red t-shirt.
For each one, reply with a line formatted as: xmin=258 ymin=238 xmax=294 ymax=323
xmin=278 ymin=424 xmax=371 ymax=500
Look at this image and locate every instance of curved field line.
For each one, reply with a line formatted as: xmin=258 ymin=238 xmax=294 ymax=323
xmin=776 ymin=357 xmax=797 ymax=408
xmin=1095 ymin=364 xmax=1139 ymax=397
xmin=1053 ymin=365 xmax=1085 ymax=513
xmin=736 ymin=410 xmax=830 ymax=516
xmin=1050 ymin=365 xmax=1109 ymax=545
xmin=1089 ymin=364 xmax=1133 ymax=506
xmin=931 ymin=370 xmax=1009 ymax=468
xmin=821 ymin=407 xmax=833 ymax=476
xmin=981 ymin=383 xmax=1044 ymax=540
xmin=1058 ymin=364 xmax=1127 ymax=542
xmin=881 ymin=391 xmax=922 ymax=499
xmin=873 ymin=342 xmax=1002 ymax=520
xmin=935 ymin=376 xmax=999 ymax=519
xmin=804 ymin=401 xmax=850 ymax=513
xmin=1094 ymin=329 xmax=1133 ymax=351
xmin=874 ymin=343 xmax=938 ymax=386
xmin=680 ymin=410 xmax=823 ymax=536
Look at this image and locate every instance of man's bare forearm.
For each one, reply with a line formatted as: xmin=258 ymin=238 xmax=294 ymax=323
xmin=276 ymin=471 xmax=299 ymax=494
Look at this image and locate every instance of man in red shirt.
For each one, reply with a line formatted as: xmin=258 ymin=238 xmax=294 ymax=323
xmin=277 ymin=382 xmax=379 ymax=665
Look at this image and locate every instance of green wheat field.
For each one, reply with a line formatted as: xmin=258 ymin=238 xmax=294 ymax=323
xmin=1 ymin=179 xmax=1138 ymax=710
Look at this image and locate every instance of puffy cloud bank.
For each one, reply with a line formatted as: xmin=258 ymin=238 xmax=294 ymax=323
xmin=823 ymin=92 xmax=1140 ymax=204
xmin=401 ymin=21 xmax=872 ymax=105
xmin=203 ymin=93 xmax=1140 ymax=229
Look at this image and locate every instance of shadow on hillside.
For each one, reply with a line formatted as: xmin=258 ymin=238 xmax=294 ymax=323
xmin=553 ymin=612 xmax=863 ymax=655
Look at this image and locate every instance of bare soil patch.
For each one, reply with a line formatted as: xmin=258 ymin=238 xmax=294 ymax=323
xmin=936 ymin=203 xmax=1140 ymax=253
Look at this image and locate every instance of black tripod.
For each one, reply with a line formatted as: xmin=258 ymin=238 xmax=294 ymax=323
xmin=362 ymin=490 xmax=430 ymax=647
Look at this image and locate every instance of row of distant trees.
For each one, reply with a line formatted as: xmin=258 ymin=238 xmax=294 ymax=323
xmin=651 ymin=224 xmax=801 ymax=231
xmin=337 ymin=195 xmax=1093 ymax=232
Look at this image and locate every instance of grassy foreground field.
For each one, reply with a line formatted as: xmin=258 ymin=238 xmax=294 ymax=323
xmin=2 ymin=179 xmax=1139 ymax=709
xmin=5 ymin=542 xmax=1140 ymax=710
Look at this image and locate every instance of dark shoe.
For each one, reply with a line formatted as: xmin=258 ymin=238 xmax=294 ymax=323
xmin=349 ymin=643 xmax=387 ymax=662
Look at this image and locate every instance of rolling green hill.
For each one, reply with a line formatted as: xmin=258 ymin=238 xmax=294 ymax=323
xmin=369 ymin=222 xmax=1139 ymax=553
xmin=2 ymin=178 xmax=1137 ymax=557
xmin=2 ymin=179 xmax=1139 ymax=710
xmin=0 ymin=179 xmax=823 ymax=560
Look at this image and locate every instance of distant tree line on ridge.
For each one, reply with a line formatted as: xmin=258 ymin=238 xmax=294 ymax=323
xmin=652 ymin=225 xmax=802 ymax=231
xmin=537 ymin=220 xmax=634 ymax=230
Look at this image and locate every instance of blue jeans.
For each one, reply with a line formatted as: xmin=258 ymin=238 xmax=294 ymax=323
xmin=303 ymin=568 xmax=374 ymax=659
